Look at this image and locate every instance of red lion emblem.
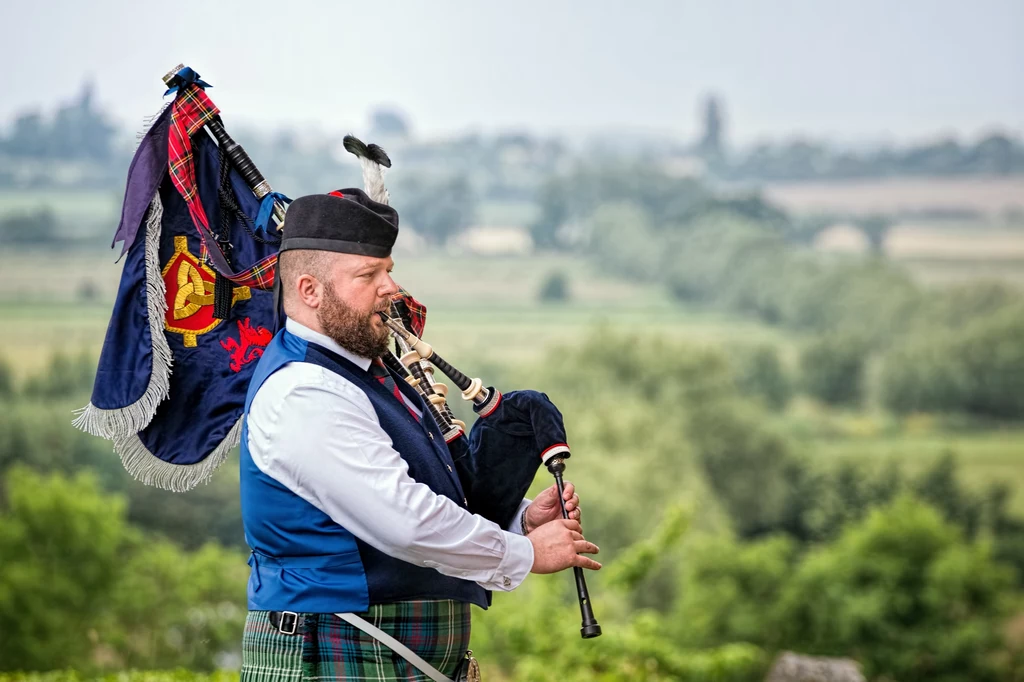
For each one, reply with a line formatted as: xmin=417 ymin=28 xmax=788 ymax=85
xmin=220 ymin=318 xmax=273 ymax=372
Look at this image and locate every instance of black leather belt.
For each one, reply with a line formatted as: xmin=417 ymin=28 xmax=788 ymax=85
xmin=269 ymin=610 xmax=307 ymax=635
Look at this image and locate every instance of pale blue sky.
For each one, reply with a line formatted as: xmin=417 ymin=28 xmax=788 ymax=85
xmin=3 ymin=0 xmax=1022 ymax=144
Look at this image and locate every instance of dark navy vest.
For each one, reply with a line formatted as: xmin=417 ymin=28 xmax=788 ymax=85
xmin=240 ymin=328 xmax=489 ymax=612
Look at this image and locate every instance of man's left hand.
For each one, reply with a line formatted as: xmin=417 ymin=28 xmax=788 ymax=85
xmin=524 ymin=482 xmax=580 ymax=534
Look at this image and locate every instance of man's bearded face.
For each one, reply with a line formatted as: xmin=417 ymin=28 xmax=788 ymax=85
xmin=317 ymin=280 xmax=391 ymax=359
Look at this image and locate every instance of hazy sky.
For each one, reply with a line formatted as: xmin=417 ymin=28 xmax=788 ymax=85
xmin=3 ymin=0 xmax=1022 ymax=145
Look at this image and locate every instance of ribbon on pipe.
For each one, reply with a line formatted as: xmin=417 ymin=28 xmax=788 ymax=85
xmin=163 ymin=66 xmax=213 ymax=96
xmin=255 ymin=192 xmax=291 ymax=235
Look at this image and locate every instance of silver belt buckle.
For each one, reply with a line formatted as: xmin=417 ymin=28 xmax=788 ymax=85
xmin=278 ymin=610 xmax=299 ymax=635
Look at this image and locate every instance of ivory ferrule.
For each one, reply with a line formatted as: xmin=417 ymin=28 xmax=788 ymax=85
xmin=461 ymin=377 xmax=485 ymax=402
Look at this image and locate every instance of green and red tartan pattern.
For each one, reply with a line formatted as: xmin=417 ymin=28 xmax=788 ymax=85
xmin=168 ymin=84 xmax=279 ymax=290
xmin=241 ymin=601 xmax=471 ymax=681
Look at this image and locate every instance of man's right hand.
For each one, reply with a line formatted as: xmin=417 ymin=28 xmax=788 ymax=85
xmin=528 ymin=518 xmax=601 ymax=574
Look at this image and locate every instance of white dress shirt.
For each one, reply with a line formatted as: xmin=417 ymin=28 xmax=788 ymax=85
xmin=245 ymin=318 xmax=535 ymax=592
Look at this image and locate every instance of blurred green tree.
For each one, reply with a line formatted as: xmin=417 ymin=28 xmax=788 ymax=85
xmin=672 ymin=534 xmax=796 ymax=648
xmin=0 ymin=467 xmax=247 ymax=672
xmin=799 ymin=335 xmax=868 ymax=407
xmin=881 ymin=305 xmax=1024 ymax=419
xmin=732 ymin=345 xmax=793 ymax=411
xmin=854 ymin=214 xmax=894 ymax=255
xmin=537 ymin=271 xmax=570 ymax=303
xmin=0 ymin=209 xmax=60 ymax=246
xmin=22 ymin=350 xmax=95 ymax=400
xmin=0 ymin=467 xmax=130 ymax=669
xmin=776 ymin=496 xmax=1014 ymax=682
xmin=391 ymin=173 xmax=476 ymax=246
xmin=0 ymin=355 xmax=14 ymax=398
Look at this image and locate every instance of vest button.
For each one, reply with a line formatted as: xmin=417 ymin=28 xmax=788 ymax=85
xmin=447 ymin=464 xmax=453 ymax=472
xmin=428 ymin=432 xmax=434 ymax=440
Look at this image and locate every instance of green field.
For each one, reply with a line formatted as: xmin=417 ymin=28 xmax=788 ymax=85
xmin=0 ymin=188 xmax=121 ymax=224
xmin=1 ymin=250 xmax=793 ymax=374
xmin=813 ymin=430 xmax=1024 ymax=503
xmin=4 ymin=247 xmax=1023 ymax=515
xmin=784 ymin=407 xmax=1024 ymax=516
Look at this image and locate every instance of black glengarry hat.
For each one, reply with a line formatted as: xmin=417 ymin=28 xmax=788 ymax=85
xmin=279 ymin=188 xmax=398 ymax=258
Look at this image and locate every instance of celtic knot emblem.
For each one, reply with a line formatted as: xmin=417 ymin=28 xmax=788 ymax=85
xmin=161 ymin=236 xmax=251 ymax=347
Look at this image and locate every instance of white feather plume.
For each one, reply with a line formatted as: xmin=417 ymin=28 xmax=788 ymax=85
xmin=343 ymin=135 xmax=392 ymax=205
xmin=359 ymin=156 xmax=390 ymax=205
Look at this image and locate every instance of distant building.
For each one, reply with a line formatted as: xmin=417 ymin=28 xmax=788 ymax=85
xmin=450 ymin=226 xmax=533 ymax=256
xmin=660 ymin=155 xmax=706 ymax=178
xmin=814 ymin=223 xmax=869 ymax=253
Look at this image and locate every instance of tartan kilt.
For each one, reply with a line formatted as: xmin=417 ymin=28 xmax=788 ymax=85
xmin=241 ymin=600 xmax=472 ymax=681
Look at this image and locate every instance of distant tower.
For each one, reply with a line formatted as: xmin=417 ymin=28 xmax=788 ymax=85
xmin=77 ymin=80 xmax=95 ymax=110
xmin=369 ymin=108 xmax=411 ymax=142
xmin=698 ymin=95 xmax=725 ymax=160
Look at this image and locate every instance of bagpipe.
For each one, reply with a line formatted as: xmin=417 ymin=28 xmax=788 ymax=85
xmin=376 ymin=312 xmax=602 ymax=639
xmin=75 ymin=64 xmax=599 ymax=638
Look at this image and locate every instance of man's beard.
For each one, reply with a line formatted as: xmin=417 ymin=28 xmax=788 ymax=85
xmin=317 ymin=284 xmax=391 ymax=359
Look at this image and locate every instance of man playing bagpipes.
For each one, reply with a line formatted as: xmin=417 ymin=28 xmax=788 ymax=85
xmin=76 ymin=66 xmax=601 ymax=681
xmin=240 ymin=189 xmax=599 ymax=680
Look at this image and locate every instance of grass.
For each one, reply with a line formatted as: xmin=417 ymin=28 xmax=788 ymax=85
xmin=813 ymin=430 xmax=1024 ymax=516
xmin=0 ymin=188 xmax=121 ymax=224
xmin=763 ymin=176 xmax=1024 ymax=218
xmin=0 ymin=250 xmax=794 ymax=377
xmin=779 ymin=404 xmax=1024 ymax=515
xmin=900 ymin=257 xmax=1024 ymax=288
xmin=4 ymin=246 xmax=1023 ymax=515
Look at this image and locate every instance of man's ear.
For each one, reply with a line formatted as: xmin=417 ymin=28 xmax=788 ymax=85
xmin=295 ymin=273 xmax=322 ymax=309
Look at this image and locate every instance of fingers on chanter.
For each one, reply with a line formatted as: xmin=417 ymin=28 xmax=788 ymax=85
xmin=573 ymin=540 xmax=599 ymax=555
xmin=562 ymin=519 xmax=582 ymax=533
xmin=575 ymin=554 xmax=602 ymax=570
xmin=562 ymin=481 xmax=575 ymax=500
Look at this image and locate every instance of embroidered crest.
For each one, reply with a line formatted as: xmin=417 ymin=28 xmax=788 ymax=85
xmin=162 ymin=236 xmax=251 ymax=347
xmin=220 ymin=317 xmax=273 ymax=372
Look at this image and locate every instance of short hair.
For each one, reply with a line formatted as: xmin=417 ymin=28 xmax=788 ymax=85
xmin=278 ymin=249 xmax=333 ymax=308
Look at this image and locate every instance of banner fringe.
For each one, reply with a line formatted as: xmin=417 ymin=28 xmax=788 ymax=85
xmin=135 ymin=102 xmax=171 ymax=151
xmin=73 ymin=193 xmax=173 ymax=438
xmin=113 ymin=416 xmax=242 ymax=492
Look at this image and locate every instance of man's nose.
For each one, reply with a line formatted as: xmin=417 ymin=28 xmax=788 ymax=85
xmin=380 ymin=273 xmax=400 ymax=297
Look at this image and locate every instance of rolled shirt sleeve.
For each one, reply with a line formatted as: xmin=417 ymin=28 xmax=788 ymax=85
xmin=246 ymin=363 xmax=534 ymax=592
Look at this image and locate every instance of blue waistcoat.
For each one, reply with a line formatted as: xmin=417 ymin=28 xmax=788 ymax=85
xmin=240 ymin=329 xmax=490 ymax=612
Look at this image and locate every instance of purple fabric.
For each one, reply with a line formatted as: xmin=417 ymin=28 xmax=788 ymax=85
xmin=111 ymin=106 xmax=172 ymax=256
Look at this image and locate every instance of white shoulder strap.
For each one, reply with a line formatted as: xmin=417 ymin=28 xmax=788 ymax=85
xmin=335 ymin=612 xmax=454 ymax=682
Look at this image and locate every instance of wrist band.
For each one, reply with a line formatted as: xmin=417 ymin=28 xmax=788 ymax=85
xmin=520 ymin=508 xmax=530 ymax=535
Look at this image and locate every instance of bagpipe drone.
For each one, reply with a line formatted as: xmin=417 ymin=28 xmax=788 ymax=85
xmin=74 ymin=64 xmax=600 ymax=638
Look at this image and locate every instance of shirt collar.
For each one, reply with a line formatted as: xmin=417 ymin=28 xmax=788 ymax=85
xmin=285 ymin=318 xmax=372 ymax=371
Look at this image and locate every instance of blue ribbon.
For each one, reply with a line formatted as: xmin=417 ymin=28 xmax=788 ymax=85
xmin=255 ymin=192 xmax=291 ymax=235
xmin=164 ymin=66 xmax=213 ymax=96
